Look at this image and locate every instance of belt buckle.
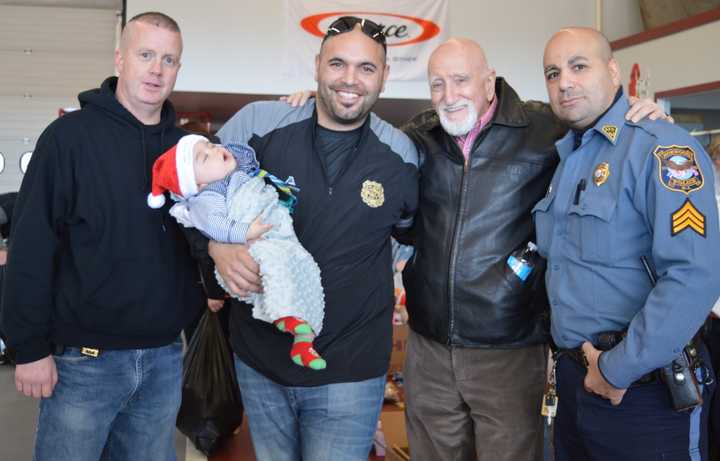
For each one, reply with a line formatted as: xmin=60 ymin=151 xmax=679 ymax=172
xmin=80 ymin=347 xmax=100 ymax=358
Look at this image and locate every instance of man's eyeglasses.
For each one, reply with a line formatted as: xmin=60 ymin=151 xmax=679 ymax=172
xmin=323 ymin=16 xmax=387 ymax=52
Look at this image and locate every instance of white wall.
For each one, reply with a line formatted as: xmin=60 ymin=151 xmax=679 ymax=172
xmin=127 ymin=0 xmax=600 ymax=102
xmin=603 ymin=0 xmax=644 ymax=41
xmin=613 ymin=20 xmax=720 ymax=97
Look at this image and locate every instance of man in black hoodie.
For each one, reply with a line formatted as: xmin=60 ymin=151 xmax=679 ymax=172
xmin=0 ymin=12 xmax=203 ymax=460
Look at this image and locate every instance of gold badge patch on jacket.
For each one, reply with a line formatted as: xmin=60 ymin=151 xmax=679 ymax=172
xmin=671 ymin=199 xmax=705 ymax=237
xmin=601 ymin=125 xmax=618 ymax=143
xmin=593 ymin=162 xmax=610 ymax=186
xmin=361 ymin=180 xmax=384 ymax=208
xmin=653 ymin=145 xmax=704 ymax=194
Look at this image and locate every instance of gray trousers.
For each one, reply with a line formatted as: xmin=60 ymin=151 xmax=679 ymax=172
xmin=404 ymin=329 xmax=547 ymax=461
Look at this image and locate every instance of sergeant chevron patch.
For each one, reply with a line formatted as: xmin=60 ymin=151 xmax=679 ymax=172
xmin=671 ymin=199 xmax=705 ymax=237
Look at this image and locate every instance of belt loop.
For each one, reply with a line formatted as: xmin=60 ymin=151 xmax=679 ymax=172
xmin=52 ymin=344 xmax=65 ymax=356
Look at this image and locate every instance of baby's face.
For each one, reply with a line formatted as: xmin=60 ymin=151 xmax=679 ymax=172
xmin=192 ymin=140 xmax=237 ymax=186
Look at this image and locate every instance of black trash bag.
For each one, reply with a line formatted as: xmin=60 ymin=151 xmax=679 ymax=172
xmin=176 ymin=310 xmax=244 ymax=456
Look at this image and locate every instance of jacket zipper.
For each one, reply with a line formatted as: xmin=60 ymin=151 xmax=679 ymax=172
xmin=447 ymin=157 xmax=470 ymax=345
xmin=315 ymin=139 xmax=360 ymax=198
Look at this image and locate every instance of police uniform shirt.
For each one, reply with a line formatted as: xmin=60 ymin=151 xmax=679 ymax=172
xmin=532 ymin=95 xmax=720 ymax=389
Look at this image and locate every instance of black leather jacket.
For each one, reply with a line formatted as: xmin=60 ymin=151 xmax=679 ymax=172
xmin=402 ymin=78 xmax=566 ymax=348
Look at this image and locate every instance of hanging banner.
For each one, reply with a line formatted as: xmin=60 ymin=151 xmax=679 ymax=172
xmin=286 ymin=0 xmax=448 ymax=81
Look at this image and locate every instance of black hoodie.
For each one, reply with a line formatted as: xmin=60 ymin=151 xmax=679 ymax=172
xmin=1 ymin=77 xmax=204 ymax=364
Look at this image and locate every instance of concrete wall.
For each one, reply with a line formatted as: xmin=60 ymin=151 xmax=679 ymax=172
xmin=0 ymin=5 xmax=117 ymax=193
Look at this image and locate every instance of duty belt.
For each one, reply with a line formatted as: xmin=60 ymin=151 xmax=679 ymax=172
xmin=556 ymin=347 xmax=658 ymax=386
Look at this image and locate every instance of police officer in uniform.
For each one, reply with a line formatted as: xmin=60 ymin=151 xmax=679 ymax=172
xmin=533 ymin=27 xmax=720 ymax=460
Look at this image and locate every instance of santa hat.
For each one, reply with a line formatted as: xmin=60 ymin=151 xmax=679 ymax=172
xmin=147 ymin=134 xmax=207 ymax=208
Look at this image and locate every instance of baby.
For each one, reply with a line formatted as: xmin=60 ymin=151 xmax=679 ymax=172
xmin=148 ymin=134 xmax=326 ymax=370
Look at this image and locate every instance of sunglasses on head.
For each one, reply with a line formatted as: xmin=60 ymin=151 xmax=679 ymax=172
xmin=323 ymin=16 xmax=387 ymax=52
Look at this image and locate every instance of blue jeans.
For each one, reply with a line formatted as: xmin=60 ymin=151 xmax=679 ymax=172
xmin=34 ymin=341 xmax=183 ymax=461
xmin=234 ymin=356 xmax=385 ymax=461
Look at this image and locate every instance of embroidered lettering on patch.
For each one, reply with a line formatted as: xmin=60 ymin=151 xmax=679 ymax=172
xmin=601 ymin=125 xmax=618 ymax=143
xmin=653 ymin=145 xmax=704 ymax=194
xmin=593 ymin=162 xmax=610 ymax=186
xmin=671 ymin=199 xmax=705 ymax=237
xmin=361 ymin=180 xmax=384 ymax=208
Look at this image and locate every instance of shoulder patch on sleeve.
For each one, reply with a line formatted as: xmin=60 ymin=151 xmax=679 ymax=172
xmin=671 ymin=199 xmax=705 ymax=237
xmin=653 ymin=145 xmax=704 ymax=194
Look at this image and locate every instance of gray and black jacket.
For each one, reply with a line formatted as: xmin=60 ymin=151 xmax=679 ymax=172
xmin=217 ymin=100 xmax=418 ymax=386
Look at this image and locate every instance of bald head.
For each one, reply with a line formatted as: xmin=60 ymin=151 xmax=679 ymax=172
xmin=429 ymin=38 xmax=490 ymax=76
xmin=543 ymin=27 xmax=621 ymax=129
xmin=546 ymin=27 xmax=612 ymax=63
xmin=428 ymin=38 xmax=496 ymax=136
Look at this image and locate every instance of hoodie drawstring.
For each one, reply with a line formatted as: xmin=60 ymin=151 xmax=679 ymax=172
xmin=141 ymin=127 xmax=167 ymax=231
xmin=140 ymin=128 xmax=148 ymax=191
xmin=159 ymin=129 xmax=167 ymax=232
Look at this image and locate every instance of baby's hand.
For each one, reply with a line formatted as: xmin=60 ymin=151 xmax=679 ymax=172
xmin=247 ymin=217 xmax=272 ymax=242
